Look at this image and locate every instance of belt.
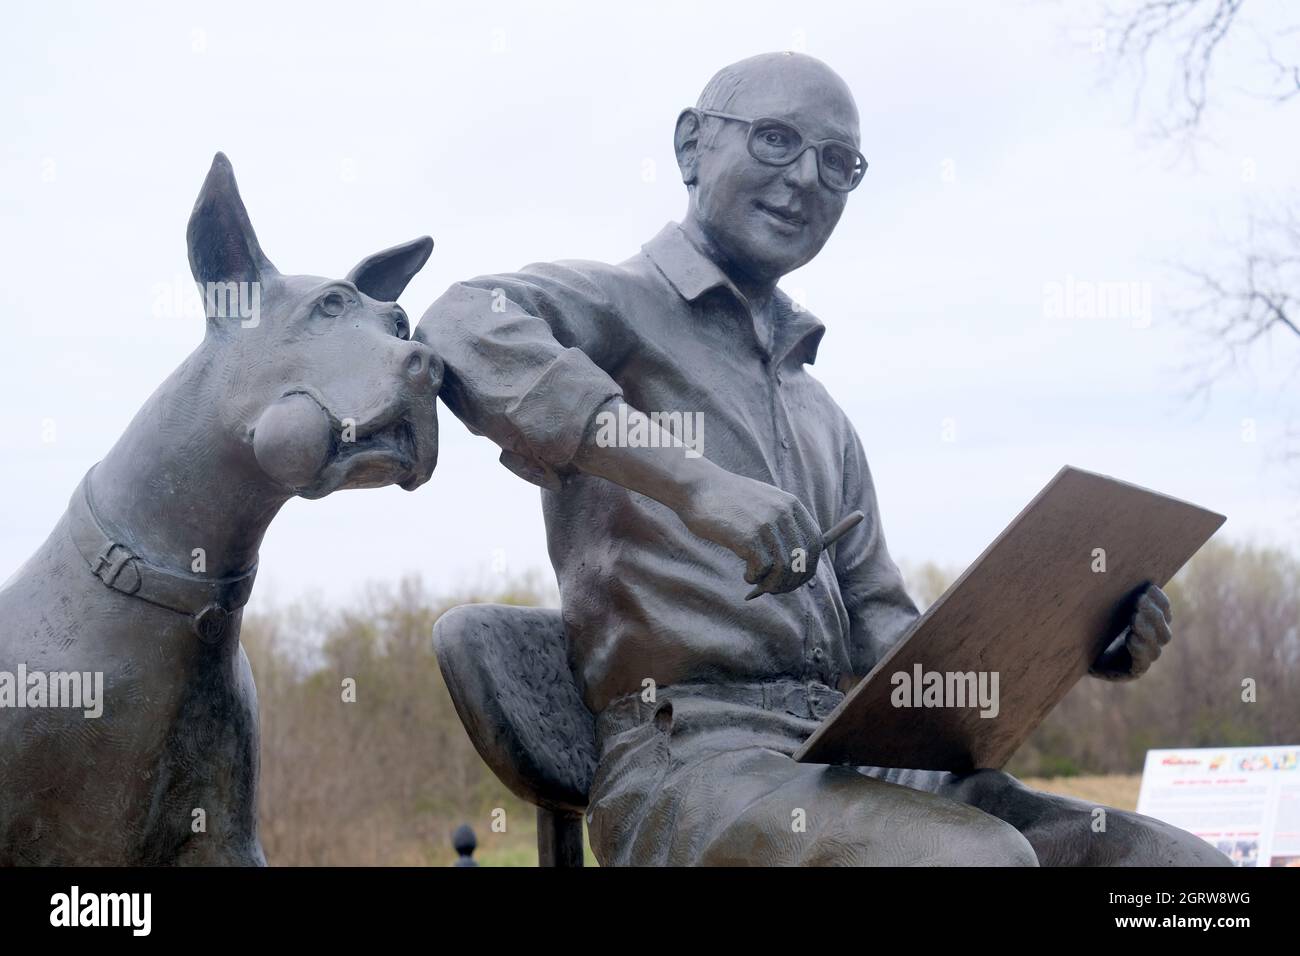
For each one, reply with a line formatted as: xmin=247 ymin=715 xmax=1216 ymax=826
xmin=65 ymin=465 xmax=258 ymax=645
xmin=598 ymin=678 xmax=845 ymax=739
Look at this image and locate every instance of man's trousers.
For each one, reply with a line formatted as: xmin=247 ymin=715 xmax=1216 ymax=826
xmin=586 ymin=680 xmax=1230 ymax=867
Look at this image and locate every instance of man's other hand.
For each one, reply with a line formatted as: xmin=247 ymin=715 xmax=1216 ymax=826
xmin=1089 ymin=584 xmax=1173 ymax=681
xmin=681 ymin=471 xmax=823 ymax=598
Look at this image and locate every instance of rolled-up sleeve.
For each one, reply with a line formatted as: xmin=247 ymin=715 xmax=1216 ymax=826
xmin=835 ymin=426 xmax=921 ymax=677
xmin=416 ymin=262 xmax=628 ymax=487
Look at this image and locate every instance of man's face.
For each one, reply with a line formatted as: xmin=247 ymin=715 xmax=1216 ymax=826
xmin=689 ymin=65 xmax=860 ymax=283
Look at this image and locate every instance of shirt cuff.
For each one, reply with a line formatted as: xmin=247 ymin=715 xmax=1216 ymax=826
xmin=505 ymin=347 xmax=623 ymax=470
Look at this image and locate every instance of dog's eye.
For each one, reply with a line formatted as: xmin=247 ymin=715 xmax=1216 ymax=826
xmin=318 ymin=291 xmax=348 ymax=317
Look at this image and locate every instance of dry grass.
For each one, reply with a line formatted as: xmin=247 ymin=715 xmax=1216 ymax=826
xmin=1020 ymin=774 xmax=1141 ymax=811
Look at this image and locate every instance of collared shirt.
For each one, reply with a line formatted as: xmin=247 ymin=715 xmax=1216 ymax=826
xmin=417 ymin=222 xmax=921 ymax=713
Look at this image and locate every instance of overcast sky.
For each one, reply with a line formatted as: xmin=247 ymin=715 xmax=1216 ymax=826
xmin=2 ymin=0 xmax=1296 ymax=612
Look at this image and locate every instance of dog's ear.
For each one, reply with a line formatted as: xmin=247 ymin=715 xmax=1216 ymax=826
xmin=187 ymin=152 xmax=277 ymax=289
xmin=346 ymin=236 xmax=434 ymax=302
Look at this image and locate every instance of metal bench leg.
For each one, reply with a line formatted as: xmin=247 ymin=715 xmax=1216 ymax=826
xmin=536 ymin=807 xmax=584 ymax=867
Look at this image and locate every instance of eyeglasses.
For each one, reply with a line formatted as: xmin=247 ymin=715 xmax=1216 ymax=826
xmin=697 ymin=109 xmax=867 ymax=192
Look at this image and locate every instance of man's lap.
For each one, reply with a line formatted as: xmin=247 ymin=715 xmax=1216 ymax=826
xmin=587 ymin=694 xmax=1036 ymax=866
xmin=586 ymin=688 xmax=1227 ymax=867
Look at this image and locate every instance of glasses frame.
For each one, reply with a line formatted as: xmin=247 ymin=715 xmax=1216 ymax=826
xmin=696 ymin=109 xmax=868 ymax=193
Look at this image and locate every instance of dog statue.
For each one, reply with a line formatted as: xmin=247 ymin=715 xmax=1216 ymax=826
xmin=0 ymin=153 xmax=442 ymax=864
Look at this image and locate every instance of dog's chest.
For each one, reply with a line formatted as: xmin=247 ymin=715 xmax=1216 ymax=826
xmin=0 ymin=524 xmax=261 ymax=863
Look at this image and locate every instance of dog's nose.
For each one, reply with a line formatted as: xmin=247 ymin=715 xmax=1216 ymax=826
xmin=402 ymin=341 xmax=442 ymax=389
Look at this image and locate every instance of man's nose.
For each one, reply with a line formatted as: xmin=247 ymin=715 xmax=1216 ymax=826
xmin=782 ymin=147 xmax=820 ymax=190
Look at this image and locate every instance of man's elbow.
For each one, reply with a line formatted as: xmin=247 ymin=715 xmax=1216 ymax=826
xmin=414 ymin=281 xmax=479 ymax=346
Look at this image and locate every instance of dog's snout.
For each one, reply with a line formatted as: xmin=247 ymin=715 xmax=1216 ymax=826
xmin=402 ymin=341 xmax=442 ymax=389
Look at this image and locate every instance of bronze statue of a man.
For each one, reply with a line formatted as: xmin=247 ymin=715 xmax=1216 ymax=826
xmin=417 ymin=52 xmax=1226 ymax=866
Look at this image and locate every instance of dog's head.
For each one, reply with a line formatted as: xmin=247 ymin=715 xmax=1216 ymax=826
xmin=186 ymin=153 xmax=440 ymax=499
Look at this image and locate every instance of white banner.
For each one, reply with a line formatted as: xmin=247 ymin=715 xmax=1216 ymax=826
xmin=1137 ymin=745 xmax=1300 ymax=867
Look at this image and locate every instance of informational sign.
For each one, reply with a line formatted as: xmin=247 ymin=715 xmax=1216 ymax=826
xmin=1136 ymin=746 xmax=1300 ymax=867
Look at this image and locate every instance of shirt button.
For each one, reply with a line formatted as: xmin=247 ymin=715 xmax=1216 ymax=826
xmin=812 ymin=648 xmax=825 ymax=662
xmin=781 ymin=438 xmax=790 ymax=449
xmin=776 ymin=373 xmax=784 ymax=384
xmin=808 ymin=578 xmax=817 ymax=589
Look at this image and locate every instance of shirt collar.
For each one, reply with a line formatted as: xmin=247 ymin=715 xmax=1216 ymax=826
xmin=642 ymin=222 xmax=826 ymax=367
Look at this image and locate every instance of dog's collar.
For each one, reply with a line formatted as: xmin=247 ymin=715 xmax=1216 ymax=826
xmin=66 ymin=466 xmax=258 ymax=645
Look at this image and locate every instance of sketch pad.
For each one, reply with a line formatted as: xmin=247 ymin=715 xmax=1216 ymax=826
xmin=795 ymin=466 xmax=1225 ymax=772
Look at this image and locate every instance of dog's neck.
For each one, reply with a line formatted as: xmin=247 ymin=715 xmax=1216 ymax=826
xmin=89 ymin=343 xmax=292 ymax=580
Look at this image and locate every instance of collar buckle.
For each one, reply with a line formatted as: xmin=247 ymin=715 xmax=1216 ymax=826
xmin=90 ymin=541 xmax=141 ymax=594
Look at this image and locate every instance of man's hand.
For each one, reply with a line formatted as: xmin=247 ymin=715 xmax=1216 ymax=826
xmin=1089 ymin=584 xmax=1173 ymax=681
xmin=571 ymin=399 xmax=822 ymax=598
xmin=680 ymin=470 xmax=823 ymax=598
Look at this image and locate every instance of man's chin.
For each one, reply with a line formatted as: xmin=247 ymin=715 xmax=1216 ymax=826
xmin=697 ymin=218 xmax=822 ymax=286
xmin=735 ymin=230 xmax=821 ymax=280
xmin=745 ymin=245 xmax=815 ymax=283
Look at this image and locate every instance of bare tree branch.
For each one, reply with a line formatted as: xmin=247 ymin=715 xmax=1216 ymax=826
xmin=1098 ymin=0 xmax=1300 ymax=144
xmin=1092 ymin=2 xmax=1298 ymax=479
xmin=1173 ymin=207 xmax=1300 ymax=403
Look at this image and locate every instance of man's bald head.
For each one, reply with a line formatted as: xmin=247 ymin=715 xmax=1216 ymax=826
xmin=695 ymin=53 xmax=860 ymax=149
xmin=674 ymin=52 xmax=862 ymax=288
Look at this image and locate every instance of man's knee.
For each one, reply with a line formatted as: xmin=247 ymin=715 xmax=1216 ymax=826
xmin=823 ymin=773 xmax=1040 ymax=866
xmin=938 ymin=769 xmax=1230 ymax=866
xmin=1100 ymin=810 xmax=1231 ymax=867
xmin=927 ymin=809 xmax=1040 ymax=867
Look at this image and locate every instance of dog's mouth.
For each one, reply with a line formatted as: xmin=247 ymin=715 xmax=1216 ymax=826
xmin=288 ymin=389 xmax=438 ymax=499
xmin=332 ymin=417 xmax=417 ymax=480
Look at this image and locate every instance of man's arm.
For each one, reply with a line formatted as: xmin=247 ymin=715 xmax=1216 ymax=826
xmin=416 ymin=266 xmax=821 ymax=596
xmin=415 ymin=265 xmax=627 ymax=487
xmin=572 ymin=399 xmax=823 ymax=595
xmin=834 ymin=426 xmax=921 ymax=678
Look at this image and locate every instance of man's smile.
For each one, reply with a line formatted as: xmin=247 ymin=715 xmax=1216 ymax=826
xmin=754 ymin=200 xmax=807 ymax=228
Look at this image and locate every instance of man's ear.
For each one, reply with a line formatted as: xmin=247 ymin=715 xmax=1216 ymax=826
xmin=186 ymin=152 xmax=277 ymax=288
xmin=674 ymin=108 xmax=703 ymax=186
xmin=346 ymin=236 xmax=434 ymax=302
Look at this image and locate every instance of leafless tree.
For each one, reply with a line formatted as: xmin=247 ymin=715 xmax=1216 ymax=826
xmin=1091 ymin=1 xmax=1299 ymax=468
xmin=1176 ymin=206 xmax=1300 ymax=401
xmin=1099 ymin=0 xmax=1298 ymax=145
